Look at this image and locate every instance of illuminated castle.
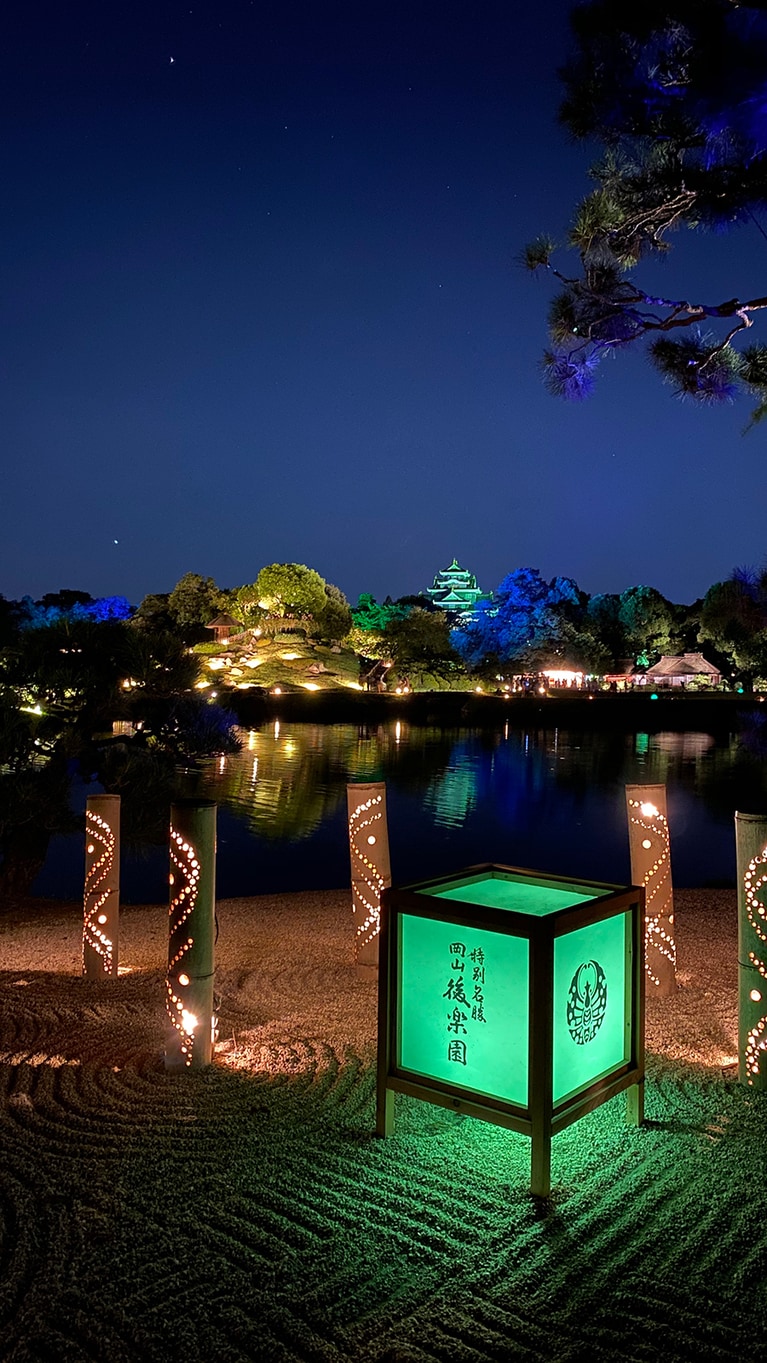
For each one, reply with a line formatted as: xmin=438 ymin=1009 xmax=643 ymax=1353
xmin=426 ymin=558 xmax=484 ymax=614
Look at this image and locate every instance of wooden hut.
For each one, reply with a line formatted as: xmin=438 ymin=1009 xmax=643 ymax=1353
xmin=204 ymin=613 xmax=244 ymax=645
xmin=643 ymin=653 xmax=722 ymax=688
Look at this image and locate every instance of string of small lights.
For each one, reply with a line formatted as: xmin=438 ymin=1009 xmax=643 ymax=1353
xmin=627 ymin=797 xmax=677 ymax=988
xmin=167 ymin=827 xmax=201 ymax=1067
xmin=743 ymin=847 xmax=767 ymax=1083
xmin=348 ymin=793 xmax=386 ymax=949
xmin=83 ymin=809 xmax=115 ymax=975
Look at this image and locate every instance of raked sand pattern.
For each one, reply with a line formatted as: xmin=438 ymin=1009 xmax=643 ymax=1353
xmin=0 ymin=888 xmax=765 ymax=1362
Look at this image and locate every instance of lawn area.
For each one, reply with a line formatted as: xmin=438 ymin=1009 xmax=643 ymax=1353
xmin=194 ymin=637 xmax=365 ymax=696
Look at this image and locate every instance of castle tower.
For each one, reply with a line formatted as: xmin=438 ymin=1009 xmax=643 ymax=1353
xmin=426 ymin=558 xmax=483 ymax=613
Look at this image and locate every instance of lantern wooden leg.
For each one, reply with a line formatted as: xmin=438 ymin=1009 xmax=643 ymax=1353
xmin=531 ymin=1116 xmax=552 ymax=1199
xmin=376 ymin=1087 xmax=395 ymax=1138
xmin=627 ymin=1077 xmax=644 ymax=1126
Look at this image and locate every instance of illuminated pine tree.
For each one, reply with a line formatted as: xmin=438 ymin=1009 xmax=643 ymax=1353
xmin=526 ymin=0 xmax=767 ymax=426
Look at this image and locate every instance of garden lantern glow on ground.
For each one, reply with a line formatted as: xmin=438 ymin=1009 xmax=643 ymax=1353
xmin=377 ymin=864 xmax=645 ymax=1197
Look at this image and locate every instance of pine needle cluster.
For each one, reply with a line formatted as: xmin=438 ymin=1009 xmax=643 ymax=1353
xmin=526 ymin=0 xmax=767 ymax=427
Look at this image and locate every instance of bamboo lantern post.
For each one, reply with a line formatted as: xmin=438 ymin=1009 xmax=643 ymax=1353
xmin=347 ymin=782 xmax=391 ymax=978
xmin=625 ymin=784 xmax=677 ymax=996
xmin=735 ymin=811 xmax=767 ymax=1088
xmin=165 ymin=800 xmax=217 ymax=1071
xmin=83 ymin=794 xmax=121 ymax=979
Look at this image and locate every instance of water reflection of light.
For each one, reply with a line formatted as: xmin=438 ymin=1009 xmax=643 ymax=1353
xmin=284 ymin=740 xmax=296 ymax=757
xmin=173 ymin=721 xmax=747 ymax=893
xmin=424 ymin=759 xmax=479 ymax=829
xmin=219 ymin=755 xmax=226 ymax=772
xmin=653 ymin=732 xmax=714 ymax=759
xmin=251 ymin=758 xmax=258 ymax=783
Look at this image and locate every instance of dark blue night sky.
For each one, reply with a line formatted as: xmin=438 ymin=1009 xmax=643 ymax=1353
xmin=2 ymin=1 xmax=765 ymax=609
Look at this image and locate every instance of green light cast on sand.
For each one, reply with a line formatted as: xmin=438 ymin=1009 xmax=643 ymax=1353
xmin=377 ymin=865 xmax=645 ymax=1197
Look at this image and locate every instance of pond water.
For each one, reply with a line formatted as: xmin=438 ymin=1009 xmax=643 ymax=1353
xmin=32 ymin=719 xmax=767 ymax=903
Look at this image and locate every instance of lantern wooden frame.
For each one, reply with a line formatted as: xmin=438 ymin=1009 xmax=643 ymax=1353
xmin=377 ymin=863 xmax=645 ymax=1198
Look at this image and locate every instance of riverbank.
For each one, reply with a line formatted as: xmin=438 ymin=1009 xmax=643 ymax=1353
xmin=228 ymin=686 xmax=765 ymax=732
xmin=1 ymin=888 xmax=765 ymax=1361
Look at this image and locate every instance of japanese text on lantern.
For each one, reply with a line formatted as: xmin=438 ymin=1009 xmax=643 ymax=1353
xmin=444 ymin=941 xmax=487 ymax=1066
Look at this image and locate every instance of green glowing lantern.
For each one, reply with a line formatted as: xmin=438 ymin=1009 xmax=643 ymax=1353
xmin=376 ymin=864 xmax=645 ymax=1197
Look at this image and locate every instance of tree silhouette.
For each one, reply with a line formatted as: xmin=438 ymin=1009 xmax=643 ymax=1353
xmin=526 ymin=0 xmax=767 ymax=425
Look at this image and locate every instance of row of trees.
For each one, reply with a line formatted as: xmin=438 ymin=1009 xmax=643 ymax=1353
xmin=351 ymin=568 xmax=767 ymax=688
xmin=0 ymin=599 xmax=242 ymax=901
xmin=5 ymin=559 xmax=767 ymax=690
xmin=132 ymin=565 xmax=353 ymax=645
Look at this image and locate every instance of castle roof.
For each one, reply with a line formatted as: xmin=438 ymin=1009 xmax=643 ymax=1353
xmin=427 ymin=559 xmax=483 ymax=610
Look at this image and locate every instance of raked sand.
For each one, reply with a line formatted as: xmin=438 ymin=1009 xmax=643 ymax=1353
xmin=0 ymin=887 xmax=763 ymax=1363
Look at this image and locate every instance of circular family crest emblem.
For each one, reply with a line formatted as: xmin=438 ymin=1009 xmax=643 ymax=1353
xmin=566 ymin=960 xmax=607 ymax=1045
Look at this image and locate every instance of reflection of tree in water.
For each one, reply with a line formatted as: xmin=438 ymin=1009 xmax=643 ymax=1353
xmin=132 ymin=719 xmax=760 ymax=865
xmin=198 ymin=733 xmax=343 ymax=842
xmin=690 ymin=741 xmax=767 ymax=825
xmin=517 ymin=727 xmax=758 ymax=838
xmin=413 ymin=726 xmax=751 ymax=849
xmin=95 ymin=745 xmax=180 ymax=851
xmin=195 ymin=723 xmax=459 ymax=841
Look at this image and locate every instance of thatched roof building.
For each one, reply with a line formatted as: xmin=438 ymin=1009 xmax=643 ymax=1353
xmin=643 ymin=653 xmax=721 ymax=687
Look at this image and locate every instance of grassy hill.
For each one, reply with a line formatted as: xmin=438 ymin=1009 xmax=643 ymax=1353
xmin=193 ymin=635 xmax=365 ymax=697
